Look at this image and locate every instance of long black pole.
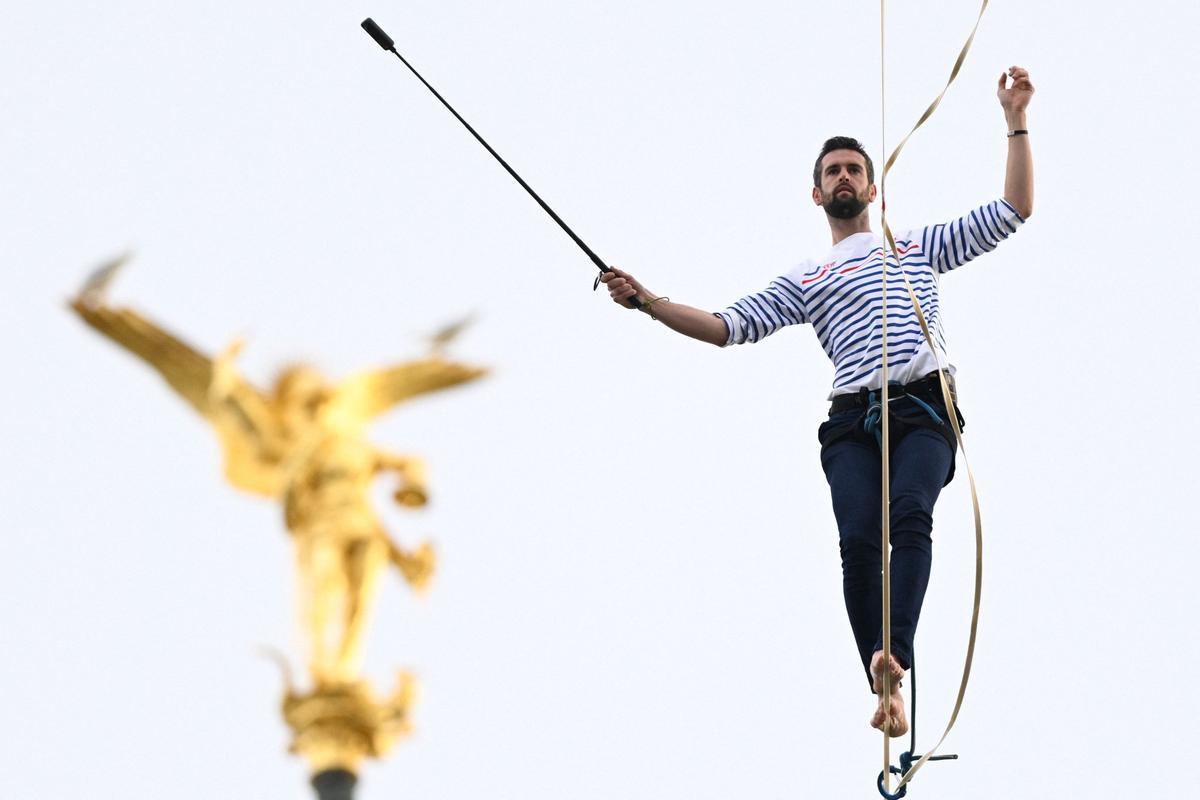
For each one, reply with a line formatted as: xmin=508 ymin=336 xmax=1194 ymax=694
xmin=360 ymin=18 xmax=641 ymax=308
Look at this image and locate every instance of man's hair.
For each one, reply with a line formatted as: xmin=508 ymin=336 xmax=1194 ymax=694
xmin=813 ymin=136 xmax=875 ymax=187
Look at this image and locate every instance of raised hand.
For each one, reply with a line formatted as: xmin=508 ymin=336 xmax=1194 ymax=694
xmin=997 ymin=65 xmax=1034 ymax=117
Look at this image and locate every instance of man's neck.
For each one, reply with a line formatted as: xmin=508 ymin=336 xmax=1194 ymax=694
xmin=827 ymin=213 xmax=872 ymax=245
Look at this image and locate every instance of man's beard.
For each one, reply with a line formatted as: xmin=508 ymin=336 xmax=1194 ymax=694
xmin=824 ymin=188 xmax=868 ymax=220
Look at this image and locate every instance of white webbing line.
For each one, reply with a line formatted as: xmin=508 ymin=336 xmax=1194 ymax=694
xmin=877 ymin=0 xmax=990 ymax=792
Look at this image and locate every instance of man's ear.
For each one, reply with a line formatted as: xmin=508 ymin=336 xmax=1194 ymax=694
xmin=812 ymin=186 xmax=824 ymax=207
xmin=868 ymin=183 xmax=878 ymax=203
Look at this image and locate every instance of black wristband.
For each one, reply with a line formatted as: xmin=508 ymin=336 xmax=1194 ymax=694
xmin=1007 ymin=129 xmax=1029 ymax=138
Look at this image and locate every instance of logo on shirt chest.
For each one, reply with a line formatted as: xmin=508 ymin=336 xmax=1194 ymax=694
xmin=801 ymin=244 xmax=921 ymax=288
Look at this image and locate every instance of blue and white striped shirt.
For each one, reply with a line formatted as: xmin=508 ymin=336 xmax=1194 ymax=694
xmin=716 ymin=199 xmax=1025 ymax=398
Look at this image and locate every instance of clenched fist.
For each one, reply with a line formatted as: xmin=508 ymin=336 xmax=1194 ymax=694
xmin=600 ymin=267 xmax=654 ymax=309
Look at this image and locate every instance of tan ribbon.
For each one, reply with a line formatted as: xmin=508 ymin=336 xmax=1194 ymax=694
xmin=877 ymin=0 xmax=989 ymax=792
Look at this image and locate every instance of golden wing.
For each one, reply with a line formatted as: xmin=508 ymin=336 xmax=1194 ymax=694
xmin=331 ymin=357 xmax=488 ymax=422
xmin=71 ymin=298 xmax=218 ymax=417
xmin=71 ymin=293 xmax=284 ymax=495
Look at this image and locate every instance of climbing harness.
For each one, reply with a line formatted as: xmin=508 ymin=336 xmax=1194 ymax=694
xmin=861 ymin=383 xmax=946 ymax=448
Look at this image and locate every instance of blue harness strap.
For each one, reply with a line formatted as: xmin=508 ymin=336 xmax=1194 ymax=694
xmin=862 ymin=382 xmax=946 ymax=448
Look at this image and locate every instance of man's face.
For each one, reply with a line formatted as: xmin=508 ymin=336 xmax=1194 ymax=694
xmin=812 ymin=149 xmax=876 ymax=220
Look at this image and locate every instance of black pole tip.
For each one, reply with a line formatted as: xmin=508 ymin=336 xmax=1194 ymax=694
xmin=361 ymin=18 xmax=395 ymax=51
xmin=312 ymin=769 xmax=357 ymax=800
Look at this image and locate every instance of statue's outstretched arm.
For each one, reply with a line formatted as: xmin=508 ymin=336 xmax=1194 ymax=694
xmin=375 ymin=452 xmax=429 ymax=507
xmin=332 ymin=358 xmax=488 ymax=422
xmin=208 ymin=340 xmax=278 ymax=439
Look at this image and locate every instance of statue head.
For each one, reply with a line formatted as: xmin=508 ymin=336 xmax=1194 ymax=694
xmin=274 ymin=365 xmax=334 ymax=425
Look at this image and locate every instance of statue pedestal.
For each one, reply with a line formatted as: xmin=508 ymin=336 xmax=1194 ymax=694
xmin=282 ymin=673 xmax=416 ymax=789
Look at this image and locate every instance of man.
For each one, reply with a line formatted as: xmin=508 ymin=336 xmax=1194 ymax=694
xmin=601 ymin=66 xmax=1034 ymax=735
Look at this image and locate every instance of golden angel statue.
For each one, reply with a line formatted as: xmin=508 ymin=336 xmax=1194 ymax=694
xmin=70 ymin=255 xmax=486 ymax=693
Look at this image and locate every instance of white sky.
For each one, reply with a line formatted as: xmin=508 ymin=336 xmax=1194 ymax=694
xmin=3 ymin=0 xmax=1198 ymax=797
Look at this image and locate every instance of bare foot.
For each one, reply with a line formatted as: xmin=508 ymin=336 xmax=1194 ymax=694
xmin=871 ymin=688 xmax=909 ymax=737
xmin=869 ymin=650 xmax=908 ymax=737
xmin=870 ymin=651 xmax=904 ymax=694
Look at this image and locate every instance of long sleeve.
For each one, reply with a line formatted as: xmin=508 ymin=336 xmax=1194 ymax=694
xmin=715 ymin=276 xmax=809 ymax=346
xmin=920 ymin=198 xmax=1025 ymax=275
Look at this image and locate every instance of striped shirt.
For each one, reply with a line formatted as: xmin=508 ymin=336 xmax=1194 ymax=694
xmin=716 ymin=199 xmax=1025 ymax=399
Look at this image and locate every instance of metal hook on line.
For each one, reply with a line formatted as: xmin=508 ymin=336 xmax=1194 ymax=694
xmin=876 ymin=750 xmax=959 ymax=799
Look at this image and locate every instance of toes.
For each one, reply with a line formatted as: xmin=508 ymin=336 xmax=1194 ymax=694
xmin=870 ymin=698 xmax=890 ymax=731
xmin=885 ymin=700 xmax=909 ymax=737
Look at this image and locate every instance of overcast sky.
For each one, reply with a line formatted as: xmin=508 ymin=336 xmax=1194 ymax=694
xmin=3 ymin=0 xmax=1198 ymax=797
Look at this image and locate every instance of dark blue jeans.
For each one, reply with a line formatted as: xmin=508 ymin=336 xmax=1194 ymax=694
xmin=818 ymin=398 xmax=957 ymax=690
